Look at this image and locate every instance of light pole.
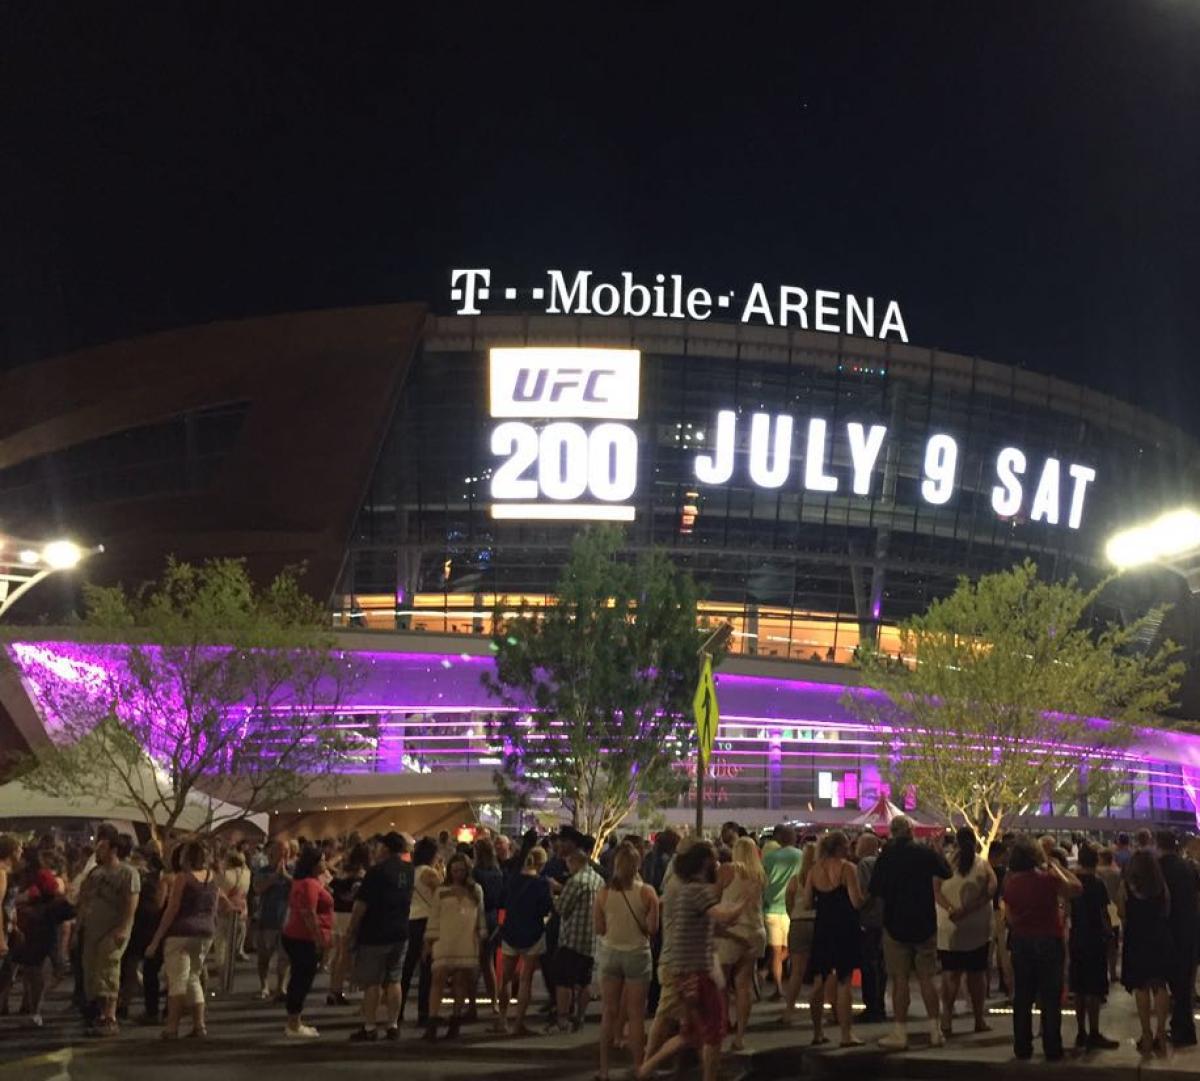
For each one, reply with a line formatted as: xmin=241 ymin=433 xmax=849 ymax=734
xmin=0 ymin=538 xmax=102 ymax=619
xmin=1105 ymin=508 xmax=1200 ymax=593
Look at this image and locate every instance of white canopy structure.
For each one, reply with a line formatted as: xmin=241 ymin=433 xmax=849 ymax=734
xmin=847 ymin=796 xmax=941 ymax=837
xmin=0 ymin=776 xmax=268 ymax=835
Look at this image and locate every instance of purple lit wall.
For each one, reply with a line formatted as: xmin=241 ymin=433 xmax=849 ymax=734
xmin=7 ymin=640 xmax=1200 ymax=825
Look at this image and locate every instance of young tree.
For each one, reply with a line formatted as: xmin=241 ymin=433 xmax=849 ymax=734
xmin=485 ymin=527 xmax=709 ymax=857
xmin=849 ymin=561 xmax=1182 ymax=847
xmin=13 ymin=558 xmax=363 ymax=843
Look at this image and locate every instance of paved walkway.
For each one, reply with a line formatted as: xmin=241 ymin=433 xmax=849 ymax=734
xmin=3 ymin=961 xmax=1200 ymax=1081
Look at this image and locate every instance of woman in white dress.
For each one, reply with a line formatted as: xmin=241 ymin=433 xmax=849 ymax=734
xmin=716 ymin=836 xmax=766 ymax=1050
xmin=935 ymin=826 xmax=997 ymax=1036
xmin=423 ymin=853 xmax=487 ymax=1040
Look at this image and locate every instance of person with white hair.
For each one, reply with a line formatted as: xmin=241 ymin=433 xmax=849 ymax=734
xmin=867 ymin=815 xmax=952 ymax=1050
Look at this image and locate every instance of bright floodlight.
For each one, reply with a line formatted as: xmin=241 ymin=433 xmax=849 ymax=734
xmin=41 ymin=540 xmax=83 ymax=570
xmin=1106 ymin=508 xmax=1200 ymax=570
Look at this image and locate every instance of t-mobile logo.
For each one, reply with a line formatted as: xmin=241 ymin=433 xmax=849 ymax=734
xmin=450 ymin=268 xmax=491 ymax=315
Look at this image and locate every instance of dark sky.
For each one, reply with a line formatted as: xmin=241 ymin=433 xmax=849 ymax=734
xmin=3 ymin=3 xmax=1199 ymax=435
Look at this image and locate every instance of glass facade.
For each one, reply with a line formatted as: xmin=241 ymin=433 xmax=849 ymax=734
xmin=338 ymin=315 xmax=1198 ymax=660
xmin=0 ymin=402 xmax=250 ymax=529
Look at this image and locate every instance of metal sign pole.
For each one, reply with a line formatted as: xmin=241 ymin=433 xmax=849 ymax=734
xmin=693 ymin=622 xmax=733 ymax=838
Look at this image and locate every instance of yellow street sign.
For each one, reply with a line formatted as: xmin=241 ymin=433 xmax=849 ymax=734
xmin=693 ymin=654 xmax=719 ymax=765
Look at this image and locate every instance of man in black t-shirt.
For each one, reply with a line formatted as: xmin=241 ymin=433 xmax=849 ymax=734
xmin=347 ymin=833 xmax=414 ymax=1041
xmin=868 ymin=816 xmax=952 ymax=1050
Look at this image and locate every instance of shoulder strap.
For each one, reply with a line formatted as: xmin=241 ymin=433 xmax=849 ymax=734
xmin=618 ymin=886 xmax=649 ymax=938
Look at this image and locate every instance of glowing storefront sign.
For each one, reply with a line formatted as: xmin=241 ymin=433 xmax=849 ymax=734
xmin=486 ymin=348 xmax=1098 ymax=528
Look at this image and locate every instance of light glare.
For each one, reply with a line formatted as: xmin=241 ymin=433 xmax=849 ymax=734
xmin=1106 ymin=509 xmax=1200 ymax=570
xmin=42 ymin=540 xmax=83 ymax=570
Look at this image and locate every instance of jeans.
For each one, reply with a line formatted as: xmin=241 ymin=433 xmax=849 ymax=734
xmin=400 ymin=918 xmax=431 ymax=1023
xmin=1169 ymin=940 xmax=1197 ymax=1044
xmin=860 ymin=926 xmax=887 ymax=1018
xmin=1011 ymin=936 xmax=1064 ymax=1059
xmin=281 ymin=936 xmax=320 ymax=1018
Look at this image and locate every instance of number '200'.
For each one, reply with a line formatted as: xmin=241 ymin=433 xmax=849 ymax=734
xmin=491 ymin=421 xmax=638 ymax=502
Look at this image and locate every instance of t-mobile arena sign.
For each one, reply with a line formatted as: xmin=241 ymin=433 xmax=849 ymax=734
xmin=487 ymin=347 xmax=1096 ymax=526
xmin=452 ymin=267 xmax=909 ymax=340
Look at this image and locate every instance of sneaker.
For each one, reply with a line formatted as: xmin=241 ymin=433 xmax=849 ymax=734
xmin=879 ymin=1029 xmax=909 ymax=1050
xmin=349 ymin=1027 xmax=378 ymax=1042
xmin=285 ymin=1023 xmax=319 ymax=1039
xmin=1087 ymin=1033 xmax=1120 ymax=1050
xmin=929 ymin=1027 xmax=945 ymax=1048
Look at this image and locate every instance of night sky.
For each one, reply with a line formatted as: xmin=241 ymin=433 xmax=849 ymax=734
xmin=3 ymin=3 xmax=1198 ymax=435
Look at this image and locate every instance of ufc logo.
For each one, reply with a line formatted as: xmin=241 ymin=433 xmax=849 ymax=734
xmin=512 ymin=367 xmax=615 ymax=404
xmin=490 ymin=348 xmax=639 ymax=420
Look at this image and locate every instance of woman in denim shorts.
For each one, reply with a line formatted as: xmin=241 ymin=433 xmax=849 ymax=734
xmin=595 ymin=843 xmax=659 ymax=1080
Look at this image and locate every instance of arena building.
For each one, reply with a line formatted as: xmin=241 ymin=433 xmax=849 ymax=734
xmin=1 ymin=272 xmax=1198 ymax=834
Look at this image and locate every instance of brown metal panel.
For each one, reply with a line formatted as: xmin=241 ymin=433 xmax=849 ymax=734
xmin=0 ymin=304 xmax=427 ymax=601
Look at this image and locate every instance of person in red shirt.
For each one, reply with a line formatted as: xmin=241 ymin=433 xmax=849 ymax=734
xmin=281 ymin=845 xmax=333 ymax=1039
xmin=1001 ymin=837 xmax=1081 ymax=1061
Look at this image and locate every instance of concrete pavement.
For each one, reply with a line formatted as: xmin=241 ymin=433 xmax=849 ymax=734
xmin=3 ymin=958 xmax=1200 ymax=1080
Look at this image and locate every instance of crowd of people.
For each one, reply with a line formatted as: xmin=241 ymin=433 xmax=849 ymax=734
xmin=0 ymin=816 xmax=1196 ymax=1075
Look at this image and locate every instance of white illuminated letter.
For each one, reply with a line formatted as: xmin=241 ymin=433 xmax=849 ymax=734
xmin=588 ymin=423 xmax=638 ymax=501
xmin=991 ymin=447 xmax=1026 ymax=517
xmin=538 ymin=422 xmax=589 ymax=500
xmin=621 ymin=272 xmax=652 ymax=316
xmin=546 ymin=269 xmax=591 ymax=314
xmin=804 ymin=418 xmax=838 ymax=493
xmin=879 ymin=300 xmax=908 ymax=343
xmin=591 ymin=282 xmax=620 ymax=316
xmin=686 ymin=287 xmax=712 ymax=320
xmin=778 ymin=286 xmax=808 ymax=329
xmin=740 ymin=282 xmax=774 ymax=325
xmin=1066 ymin=464 xmax=1096 ymax=529
xmin=920 ymin=434 xmax=958 ymax=505
xmin=846 ymin=295 xmax=874 ymax=337
xmin=846 ymin=423 xmax=888 ymax=495
xmin=695 ymin=410 xmax=736 ymax=485
xmin=1029 ymin=457 xmax=1061 ymax=525
xmin=491 ymin=422 xmax=539 ymax=499
xmin=749 ymin=413 xmax=794 ymax=489
xmin=814 ymin=290 xmax=840 ymax=333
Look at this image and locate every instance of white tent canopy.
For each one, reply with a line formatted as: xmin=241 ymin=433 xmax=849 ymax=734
xmin=0 ymin=776 xmax=268 ymax=835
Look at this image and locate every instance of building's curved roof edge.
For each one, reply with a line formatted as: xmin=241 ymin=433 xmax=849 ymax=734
xmin=1 ymin=302 xmax=1191 ymax=456
xmin=425 ymin=310 xmax=1198 ymax=456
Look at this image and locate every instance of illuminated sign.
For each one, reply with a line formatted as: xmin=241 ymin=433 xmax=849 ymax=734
xmin=453 ymin=267 xmax=908 ymax=341
xmin=489 ymin=348 xmax=640 ymax=521
xmin=487 ymin=348 xmax=1098 ymax=529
